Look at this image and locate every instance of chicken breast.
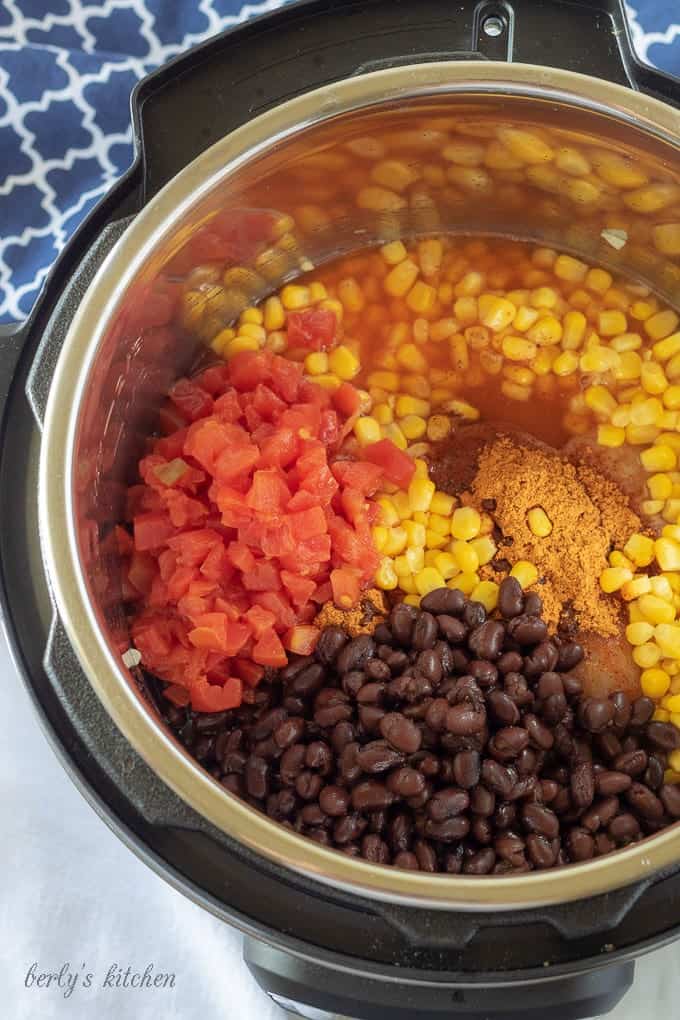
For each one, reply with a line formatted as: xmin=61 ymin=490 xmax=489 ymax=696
xmin=569 ymin=630 xmax=640 ymax=700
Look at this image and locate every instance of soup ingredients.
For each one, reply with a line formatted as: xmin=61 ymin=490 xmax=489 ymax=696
xmin=166 ymin=580 xmax=680 ymax=872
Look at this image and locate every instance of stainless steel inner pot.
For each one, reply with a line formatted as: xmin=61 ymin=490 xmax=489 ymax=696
xmin=39 ymin=62 xmax=680 ymax=910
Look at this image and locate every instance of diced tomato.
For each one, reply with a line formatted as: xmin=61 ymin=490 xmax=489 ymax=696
xmin=289 ymin=505 xmax=328 ymax=541
xmin=312 ymin=581 xmax=333 ymax=604
xmin=134 ymin=511 xmax=175 ymax=552
xmin=252 ymin=628 xmax=287 ymax=667
xmin=281 ymin=570 xmax=317 ymax=607
xmin=241 ymin=517 xmax=295 ymax=559
xmin=319 ymin=409 xmax=340 ymax=447
xmin=258 ymin=427 xmax=299 ymax=469
xmin=283 ymin=625 xmax=320 ymax=655
xmin=168 ymin=529 xmax=220 ymax=566
xmin=286 ymin=488 xmax=319 ymax=512
xmin=169 ymin=378 xmax=214 ymax=422
xmin=252 ymin=383 xmax=286 ymax=422
xmin=166 ymin=565 xmax=196 ymax=602
xmin=196 ymin=363 xmax=232 ymax=396
xmin=298 ymin=533 xmax=332 ymax=564
xmin=332 ymin=382 xmax=362 ymax=419
xmin=213 ymin=443 xmax=260 ymax=483
xmin=189 ymin=613 xmax=251 ymax=656
xmin=186 ymin=226 xmax=233 ymax=263
xmin=245 ymin=604 xmax=277 ymax=637
xmin=340 ymin=488 xmax=368 ymax=529
xmin=331 ymin=567 xmax=362 ymax=609
xmin=155 ymin=426 xmax=189 ymax=461
xmin=229 ymin=350 xmax=272 ymax=392
xmin=247 ymin=469 xmax=291 ymax=514
xmin=241 ymin=559 xmax=281 ymax=592
xmin=362 ymin=438 xmax=416 ymax=489
xmin=214 ymin=486 xmax=252 ymax=528
xmin=331 ymin=459 xmax=384 ymax=495
xmin=212 ymin=388 xmax=242 ymax=423
xmin=226 ymin=541 xmax=257 ymax=573
xmin=161 ymin=489 xmax=208 ymax=528
xmin=185 ymin=419 xmax=247 ymax=473
xmin=190 ymin=674 xmax=243 ymax=712
xmin=278 ymin=403 xmax=322 ymax=438
xmin=200 ymin=542 xmax=232 ymax=583
xmin=269 ymin=354 xmax=302 ymax=402
xmin=232 ymin=658 xmax=265 ymax=688
xmin=287 ymin=308 xmax=337 ymax=351
xmin=251 ymin=591 xmax=296 ymax=631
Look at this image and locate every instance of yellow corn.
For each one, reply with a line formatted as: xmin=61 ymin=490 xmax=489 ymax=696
xmin=450 ymin=507 xmax=482 ymax=541
xmin=584 ymin=384 xmax=617 ymax=417
xmin=641 ymin=668 xmax=672 ymax=699
xmin=527 ymin=506 xmax=553 ymax=537
xmin=429 ymin=491 xmax=455 ymax=516
xmin=479 ymin=295 xmax=516 ymax=332
xmin=470 ymin=535 xmax=497 ymax=566
xmin=280 ymin=284 xmax=311 ymax=310
xmin=600 ymin=566 xmax=633 ymax=593
xmin=648 ymin=473 xmax=674 ymax=500
xmin=396 ymin=395 xmax=430 ymax=418
xmin=406 ymin=281 xmax=437 ymax=315
xmin=638 ymin=593 xmax=676 ymax=624
xmin=396 ymin=343 xmax=428 ymax=373
xmin=354 ymin=416 xmax=382 ymax=446
xmin=264 ymin=296 xmax=286 ymax=331
xmin=375 ymin=557 xmax=399 ymax=591
xmin=626 ymin=621 xmax=655 ymax=646
xmin=502 ymin=335 xmax=537 ymax=361
xmin=224 ymin=335 xmax=261 ymax=357
xmin=562 ymin=310 xmax=587 ymax=349
xmin=377 ymin=497 xmax=400 ymax=527
xmin=381 ymin=240 xmax=407 ymax=265
xmin=645 ymin=309 xmax=679 ymax=340
xmin=449 ymin=540 xmax=479 ymax=573
xmin=655 ymin=623 xmax=680 ymax=659
xmin=553 ymin=350 xmax=579 ymax=376
xmin=510 ymin=560 xmax=539 ymax=588
xmin=471 ymin=580 xmax=500 ymax=612
xmin=403 ymin=520 xmax=426 ymax=547
xmin=641 ymin=362 xmax=668 ymax=395
xmin=641 ymin=445 xmax=677 ymax=472
xmin=408 ymin=477 xmax=435 ymax=513
xmin=434 ymin=551 xmax=458 ymax=580
xmin=452 ymin=571 xmax=481 ymax=595
xmin=634 ymin=643 xmax=663 ymax=669
xmin=527 ymin=315 xmax=563 ymax=346
xmin=621 ymin=576 xmax=652 ymax=601
xmin=328 ymin=344 xmax=360 ymax=380
xmin=384 ymin=259 xmax=420 ymax=297
xmin=597 ymin=424 xmax=625 ymax=447
xmin=415 ymin=566 xmax=447 ymax=596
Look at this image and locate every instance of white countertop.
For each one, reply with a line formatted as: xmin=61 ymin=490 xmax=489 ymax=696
xmin=2 ymin=634 xmax=679 ymax=1018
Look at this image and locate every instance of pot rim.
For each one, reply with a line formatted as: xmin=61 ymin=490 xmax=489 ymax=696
xmin=40 ymin=60 xmax=680 ymax=910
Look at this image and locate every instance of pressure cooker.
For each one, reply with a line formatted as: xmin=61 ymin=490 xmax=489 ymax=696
xmin=3 ymin=1 xmax=680 ymax=1017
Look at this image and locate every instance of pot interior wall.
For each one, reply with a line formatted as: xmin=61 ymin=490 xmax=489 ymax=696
xmin=74 ymin=88 xmax=680 ymax=741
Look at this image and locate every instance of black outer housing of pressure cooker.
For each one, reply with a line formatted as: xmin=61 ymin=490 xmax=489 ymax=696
xmin=3 ymin=2 xmax=680 ymax=1017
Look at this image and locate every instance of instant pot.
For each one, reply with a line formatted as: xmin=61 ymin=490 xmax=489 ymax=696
xmin=4 ymin=1 xmax=680 ymax=1016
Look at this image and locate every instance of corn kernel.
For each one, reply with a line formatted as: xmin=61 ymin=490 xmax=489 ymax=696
xmin=625 ymin=621 xmax=654 ymax=646
xmin=434 ymin=551 xmax=458 ymax=580
xmin=600 ymin=566 xmax=633 ymax=593
xmin=641 ymin=445 xmax=677 ymax=472
xmin=648 ymin=473 xmax=674 ymax=501
xmin=510 ymin=560 xmax=539 ymax=588
xmin=584 ymin=384 xmax=617 ymax=418
xmin=645 ymin=308 xmax=679 ymax=341
xmin=502 ymin=335 xmax=537 ymax=361
xmin=263 ymin=296 xmax=286 ymax=331
xmin=630 ymin=397 xmax=664 ymax=427
xmin=413 ymin=458 xmax=429 ymax=479
xmin=497 ymin=127 xmax=554 ymax=164
xmin=328 ymin=344 xmax=360 ymax=380
xmin=408 ymin=477 xmax=435 ymax=513
xmin=654 ymin=623 xmax=680 ymax=659
xmin=561 ymin=310 xmax=587 ymax=349
xmin=553 ymin=350 xmax=579 ymax=376
xmin=396 ymin=342 xmax=427 ymax=373
xmin=452 ymin=571 xmax=481 ymax=595
xmin=429 ymin=491 xmax=455 ymax=517
xmin=374 ymin=402 xmax=394 ymax=425
xmin=375 ymin=557 xmax=399 ymax=590
xmin=641 ymin=668 xmax=672 ymax=699
xmin=383 ymin=526 xmax=408 ymax=557
xmin=418 ymin=238 xmax=444 ymax=277
xmin=641 ymin=361 xmax=668 ymax=395
xmin=627 ymin=424 xmax=660 ymax=445
xmin=403 ymin=594 xmax=421 ymax=607
xmin=377 ymin=497 xmax=400 ymax=526
xmin=381 ymin=240 xmax=407 ymax=265
xmin=469 ymin=535 xmax=497 ymax=566
xmin=280 ymin=284 xmax=311 ymax=310
xmin=393 ymin=555 xmax=411 ymax=577
xmin=403 ymin=520 xmax=426 ymax=547
xmin=427 ymin=513 xmax=450 ymax=537
xmin=527 ymin=315 xmax=563 ymax=346
xmin=655 ymin=537 xmax=680 ymax=571
xmin=634 ymin=643 xmax=663 ymax=668
xmin=224 ymin=335 xmax=261 ymax=357
xmin=415 ymin=566 xmax=447 ymax=596
xmin=472 ymin=580 xmax=500 ymax=612
xmin=384 ymin=259 xmax=419 ymax=298
xmin=642 ymin=499 xmax=665 ymax=516
xmin=406 ymin=280 xmax=437 ymax=314
xmin=621 ymin=576 xmax=652 ymax=601
xmin=586 ymin=268 xmax=613 ymax=294
xmin=527 ymin=506 xmax=553 ymax=537
xmin=304 ymin=351 xmax=329 ymax=375
xmin=368 ymin=370 xmax=400 ymax=394
xmin=638 ymin=593 xmax=676 ymax=624
xmin=664 ymin=385 xmax=680 ymax=410
xmin=395 ymin=395 xmax=430 ymax=418
xmin=650 ymin=575 xmax=674 ymax=601
xmin=479 ymin=295 xmax=516 ymax=332
xmin=450 ymin=507 xmax=481 ymax=541
xmin=597 ymin=424 xmax=625 ymax=448
xmin=425 ymin=528 xmax=448 ymax=549
xmin=580 ymin=347 xmax=621 ymax=373
xmin=609 ymin=550 xmax=634 ymax=571
xmin=405 ymin=546 xmax=425 ymax=573
xmin=354 ymin=416 xmax=382 ymax=446
xmin=449 ymin=539 xmax=478 ymax=573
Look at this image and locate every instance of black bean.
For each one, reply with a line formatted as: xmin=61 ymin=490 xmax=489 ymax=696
xmin=380 ymin=712 xmax=422 ymax=753
xmin=357 ymin=681 xmax=386 ymax=704
xmin=498 ymin=577 xmax=524 ymax=619
xmin=522 ymin=802 xmax=559 ymax=840
xmin=579 ymin=698 xmax=615 ymax=734
xmin=464 ymin=848 xmax=496 ymax=874
xmin=556 ymin=642 xmax=584 ymax=671
xmin=437 ymin=615 xmax=467 ymax=643
xmin=608 ymin=812 xmax=641 ymax=843
xmin=495 ymin=832 xmax=526 ymax=866
xmin=660 ymin=783 xmax=680 ymax=818
xmin=446 ymin=702 xmax=487 ymax=735
xmin=630 ymin=697 xmax=655 ymax=728
xmin=567 ymin=826 xmax=595 ymax=861
xmin=595 ymin=770 xmax=633 ymax=796
xmin=647 ymin=722 xmax=680 ymax=752
xmin=470 ymin=785 xmax=496 ymax=816
xmin=611 ymin=692 xmax=632 ymax=731
xmin=582 ymin=796 xmax=619 ymax=832
xmin=336 ymin=635 xmax=376 ymax=674
xmin=425 ymin=816 xmax=470 ymax=842
xmin=493 ymin=802 xmax=517 ymax=830
xmin=339 ymin=742 xmax=362 ymax=784
xmin=571 ymin=761 xmax=595 ymax=811
xmin=523 ymin=592 xmax=543 ymax=617
xmin=245 ymin=756 xmax=269 ymax=799
xmin=351 ymin=780 xmax=396 ymax=811
xmin=613 ymin=749 xmax=648 ymax=777
xmin=315 ymin=625 xmax=349 ymax=664
xmin=524 ymin=642 xmax=558 ymax=677
xmin=468 ymin=621 xmax=505 ymax=661
xmin=416 ymin=649 xmax=443 ymax=683
xmin=497 ymin=650 xmax=523 ymax=674
xmin=314 ymin=688 xmax=353 ymax=727
xmin=487 ymin=689 xmax=520 ymax=726
xmin=296 ymin=771 xmax=323 ymax=801
xmin=508 ymin=615 xmax=547 ymax=646
xmin=291 ymin=663 xmax=326 ymax=697
xmin=453 ymin=749 xmax=481 ymax=789
xmin=644 ymin=754 xmax=666 ymax=791
xmin=365 ymin=658 xmax=392 ymax=682
xmin=413 ymin=612 xmax=438 ymax=650
xmin=482 ymin=759 xmax=516 ymax=799
xmin=334 ymin=813 xmax=367 ymax=845
xmin=331 ymin=720 xmax=355 ymax=753
xmin=524 ymin=713 xmax=555 ymax=750
xmin=273 ymin=717 xmax=305 ymax=749
xmin=468 ymin=659 xmax=498 ymax=689
xmin=361 ymin=834 xmax=390 ymax=864
xmin=319 ymin=785 xmax=349 ymax=817
xmin=356 ymin=741 xmax=404 ymax=774
xmin=305 ymin=740 xmax=333 ymax=773
xmin=596 ymin=732 xmax=622 ymax=761
xmin=626 ymin=782 xmax=665 ymax=820
xmin=358 ymin=704 xmax=385 ymax=733
xmin=414 ymin=840 xmax=438 ymax=872
xmin=526 ymin=833 xmax=557 ymax=869
xmin=394 ymin=851 xmax=419 ymax=870
xmin=342 ymin=670 xmax=366 ymax=697
xmin=389 ymin=604 xmax=416 ymax=645
xmin=421 ymin=587 xmax=465 ymax=615
xmin=489 ymin=726 xmax=529 ymax=762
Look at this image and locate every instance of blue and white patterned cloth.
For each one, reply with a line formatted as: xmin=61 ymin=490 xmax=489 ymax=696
xmin=0 ymin=1 xmax=679 ymax=324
